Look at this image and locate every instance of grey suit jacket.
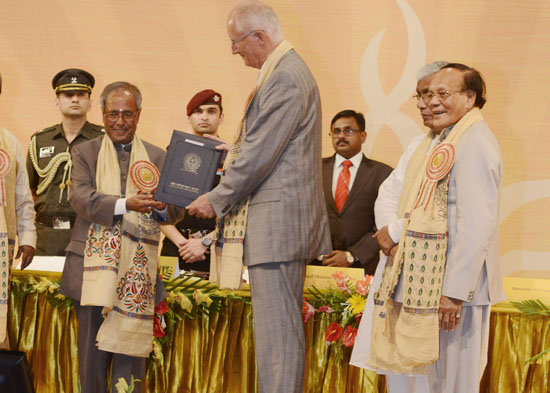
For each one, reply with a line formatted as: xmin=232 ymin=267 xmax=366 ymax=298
xmin=444 ymin=121 xmax=506 ymax=305
xmin=322 ymin=154 xmax=392 ymax=274
xmin=59 ymin=135 xmax=168 ymax=301
xmin=209 ymin=49 xmax=331 ymax=265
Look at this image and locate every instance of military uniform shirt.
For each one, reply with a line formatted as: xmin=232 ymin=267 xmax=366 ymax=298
xmin=27 ymin=121 xmax=103 ymax=255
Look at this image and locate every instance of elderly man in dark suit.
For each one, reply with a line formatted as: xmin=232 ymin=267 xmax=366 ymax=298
xmin=59 ymin=81 xmax=169 ymax=393
xmin=187 ymin=2 xmax=331 ymax=392
xmin=320 ymin=110 xmax=392 ymax=275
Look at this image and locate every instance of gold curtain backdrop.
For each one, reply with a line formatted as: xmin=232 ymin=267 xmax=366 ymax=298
xmin=0 ymin=0 xmax=549 ymax=278
xmin=7 ymin=271 xmax=550 ymax=393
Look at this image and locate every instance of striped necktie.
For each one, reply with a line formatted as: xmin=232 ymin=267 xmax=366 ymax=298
xmin=335 ymin=160 xmax=352 ymax=212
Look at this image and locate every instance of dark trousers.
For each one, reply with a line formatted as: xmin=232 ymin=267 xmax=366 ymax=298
xmin=35 ymin=223 xmax=72 ymax=256
xmin=74 ymin=302 xmax=146 ymax=393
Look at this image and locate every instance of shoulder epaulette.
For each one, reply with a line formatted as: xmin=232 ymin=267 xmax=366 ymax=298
xmin=89 ymin=123 xmax=105 ymax=134
xmin=33 ymin=124 xmax=58 ymax=136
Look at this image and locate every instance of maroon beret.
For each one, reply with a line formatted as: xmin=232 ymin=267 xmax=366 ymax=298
xmin=186 ymin=89 xmax=222 ymax=116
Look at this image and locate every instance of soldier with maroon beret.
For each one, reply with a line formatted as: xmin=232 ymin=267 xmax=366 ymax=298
xmin=160 ymin=89 xmax=224 ymax=276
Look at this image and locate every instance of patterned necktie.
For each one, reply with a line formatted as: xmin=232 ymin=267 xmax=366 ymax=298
xmin=335 ymin=160 xmax=352 ymax=213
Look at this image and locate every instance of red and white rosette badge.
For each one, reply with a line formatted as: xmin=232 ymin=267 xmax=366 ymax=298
xmin=129 ymin=160 xmax=160 ymax=193
xmin=0 ymin=149 xmax=11 ymax=206
xmin=426 ymin=143 xmax=455 ymax=181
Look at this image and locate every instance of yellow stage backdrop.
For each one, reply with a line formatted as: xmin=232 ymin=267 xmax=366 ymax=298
xmin=0 ymin=0 xmax=548 ymax=278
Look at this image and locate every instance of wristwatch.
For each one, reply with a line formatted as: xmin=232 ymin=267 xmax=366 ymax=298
xmin=202 ymin=236 xmax=213 ymax=247
xmin=345 ymin=251 xmax=354 ymax=265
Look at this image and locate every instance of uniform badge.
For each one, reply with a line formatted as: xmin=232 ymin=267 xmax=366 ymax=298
xmin=71 ymin=77 xmax=78 ymax=84
xmin=39 ymin=146 xmax=55 ymax=158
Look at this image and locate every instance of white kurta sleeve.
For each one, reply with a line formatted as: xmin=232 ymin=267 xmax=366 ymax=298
xmin=374 ymin=134 xmax=426 ymax=243
xmin=9 ymin=130 xmax=36 ymax=247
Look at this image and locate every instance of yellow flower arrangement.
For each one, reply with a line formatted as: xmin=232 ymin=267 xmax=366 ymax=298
xmin=347 ymin=294 xmax=367 ymax=315
xmin=193 ymin=289 xmax=213 ymax=306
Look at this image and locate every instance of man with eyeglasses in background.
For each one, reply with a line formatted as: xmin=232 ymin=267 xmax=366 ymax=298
xmin=59 ymin=81 xmax=174 ymax=393
xmin=351 ymin=62 xmax=505 ymax=393
xmin=315 ymin=110 xmax=392 ymax=274
xmin=27 ymin=69 xmax=104 ymax=256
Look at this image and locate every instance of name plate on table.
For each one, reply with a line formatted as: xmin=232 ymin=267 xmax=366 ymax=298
xmin=305 ymin=265 xmax=364 ymax=290
xmin=154 ymin=130 xmax=223 ymax=207
xmin=503 ymin=270 xmax=550 ymax=302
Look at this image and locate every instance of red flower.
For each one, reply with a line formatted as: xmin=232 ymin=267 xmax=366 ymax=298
xmin=332 ymin=271 xmax=352 ymax=294
xmin=354 ymin=313 xmax=362 ymax=324
xmin=153 ymin=315 xmax=165 ymax=338
xmin=302 ymin=298 xmax=316 ymax=323
xmin=318 ymin=305 xmax=333 ymax=313
xmin=325 ymin=321 xmax=342 ymax=342
xmin=342 ymin=325 xmax=358 ymax=347
xmin=332 ymin=271 xmax=348 ymax=282
xmin=154 ymin=299 xmax=169 ymax=315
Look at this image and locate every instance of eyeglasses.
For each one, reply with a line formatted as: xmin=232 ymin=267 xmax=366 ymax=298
xmin=231 ymin=30 xmax=262 ymax=46
xmin=104 ymin=110 xmax=137 ymax=123
xmin=329 ymin=128 xmax=361 ymax=137
xmin=413 ymin=90 xmax=464 ymax=103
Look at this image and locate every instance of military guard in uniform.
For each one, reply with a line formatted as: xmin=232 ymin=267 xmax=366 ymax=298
xmin=160 ymin=89 xmax=224 ymax=277
xmin=26 ymin=69 xmax=104 ymax=256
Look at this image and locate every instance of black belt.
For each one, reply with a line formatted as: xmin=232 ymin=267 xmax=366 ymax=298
xmin=36 ymin=214 xmax=76 ymax=228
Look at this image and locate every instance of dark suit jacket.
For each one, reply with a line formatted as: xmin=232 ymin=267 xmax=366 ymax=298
xmin=59 ymin=135 xmax=168 ymax=301
xmin=322 ymin=154 xmax=392 ymax=275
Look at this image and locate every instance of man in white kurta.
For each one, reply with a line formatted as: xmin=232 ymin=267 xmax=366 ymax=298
xmin=0 ymin=72 xmax=37 ymax=349
xmin=0 ymin=74 xmax=36 ymax=265
xmin=351 ymin=63 xmax=506 ymax=393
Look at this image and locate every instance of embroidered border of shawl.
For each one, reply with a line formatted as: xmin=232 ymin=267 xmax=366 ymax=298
xmin=112 ymin=306 xmax=154 ymax=321
xmin=406 ymin=230 xmax=447 ymax=240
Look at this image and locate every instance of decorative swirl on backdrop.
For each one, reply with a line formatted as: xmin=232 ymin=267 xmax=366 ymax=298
xmin=360 ymin=0 xmax=426 ymax=155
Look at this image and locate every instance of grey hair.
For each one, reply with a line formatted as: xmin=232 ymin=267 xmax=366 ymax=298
xmin=99 ymin=81 xmax=142 ymax=111
xmin=229 ymin=1 xmax=283 ymax=43
xmin=416 ymin=61 xmax=450 ymax=81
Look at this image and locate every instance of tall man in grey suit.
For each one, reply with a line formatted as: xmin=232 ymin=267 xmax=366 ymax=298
xmin=351 ymin=63 xmax=506 ymax=393
xmin=187 ymin=2 xmax=331 ymax=392
xmin=319 ymin=110 xmax=392 ymax=274
xmin=59 ymin=82 xmax=168 ymax=393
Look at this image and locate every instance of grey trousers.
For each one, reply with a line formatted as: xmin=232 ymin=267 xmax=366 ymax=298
xmin=248 ymin=260 xmax=307 ymax=393
xmin=74 ymin=302 xmax=146 ymax=393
